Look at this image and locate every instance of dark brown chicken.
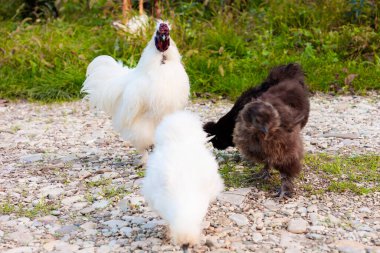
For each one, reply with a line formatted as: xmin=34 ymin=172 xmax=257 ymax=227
xmin=204 ymin=63 xmax=308 ymax=150
xmin=232 ymin=65 xmax=309 ymax=198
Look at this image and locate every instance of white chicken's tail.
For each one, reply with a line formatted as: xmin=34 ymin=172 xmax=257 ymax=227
xmin=82 ymin=55 xmax=130 ymax=116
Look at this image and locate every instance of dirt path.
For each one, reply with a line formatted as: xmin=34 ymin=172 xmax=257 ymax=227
xmin=0 ymin=94 xmax=379 ymax=253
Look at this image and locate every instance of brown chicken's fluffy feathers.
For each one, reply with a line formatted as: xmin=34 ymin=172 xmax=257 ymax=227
xmin=232 ymin=63 xmax=310 ymax=198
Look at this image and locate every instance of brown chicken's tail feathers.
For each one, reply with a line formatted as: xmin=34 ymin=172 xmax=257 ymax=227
xmin=267 ymin=63 xmax=305 ymax=84
xmin=203 ymin=121 xmax=216 ymax=136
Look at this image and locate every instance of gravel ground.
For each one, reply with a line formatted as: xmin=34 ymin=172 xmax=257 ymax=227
xmin=0 ymin=94 xmax=379 ymax=253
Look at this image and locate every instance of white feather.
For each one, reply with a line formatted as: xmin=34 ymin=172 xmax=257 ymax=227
xmin=142 ymin=111 xmax=224 ymax=246
xmin=81 ymin=22 xmax=190 ymax=153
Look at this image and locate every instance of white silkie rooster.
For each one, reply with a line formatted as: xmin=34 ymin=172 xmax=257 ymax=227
xmin=82 ymin=22 xmax=190 ymax=163
xmin=142 ymin=111 xmax=224 ymax=251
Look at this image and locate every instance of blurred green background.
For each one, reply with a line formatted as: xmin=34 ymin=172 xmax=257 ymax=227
xmin=0 ymin=0 xmax=379 ymax=102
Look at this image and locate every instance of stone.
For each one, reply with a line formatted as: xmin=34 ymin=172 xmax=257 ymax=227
xmin=120 ymin=227 xmax=133 ymax=237
xmin=0 ymin=230 xmax=3 ymax=237
xmin=307 ymin=205 xmax=318 ymax=213
xmin=263 ymin=199 xmax=279 ymax=211
xmin=80 ymin=206 xmax=95 ymax=214
xmin=55 ymin=225 xmax=79 ymax=235
xmin=334 ymin=240 xmax=366 ymax=253
xmin=287 ymin=218 xmax=308 ymax=234
xmin=92 ymin=200 xmax=109 ymax=209
xmin=306 ymin=233 xmax=324 ymax=240
xmin=309 ymin=225 xmax=325 ymax=232
xmin=328 ymin=214 xmax=340 ymax=225
xmin=129 ymin=196 xmax=144 ymax=206
xmin=229 ymin=213 xmax=249 ymax=226
xmin=4 ymin=247 xmax=35 ymax=253
xmin=358 ymin=207 xmax=371 ymax=213
xmin=20 ymin=154 xmax=43 ymax=163
xmin=39 ymin=186 xmax=64 ymax=199
xmin=0 ymin=215 xmax=10 ymax=222
xmin=43 ymin=240 xmax=79 ymax=251
xmin=72 ymin=202 xmax=88 ymax=210
xmin=36 ymin=215 xmax=58 ymax=225
xmin=309 ymin=213 xmax=319 ymax=226
xmin=6 ymin=229 xmax=33 ymax=245
xmin=80 ymin=222 xmax=97 ymax=230
xmin=103 ymin=220 xmax=129 ymax=229
xmin=217 ymin=188 xmax=250 ymax=206
xmin=252 ymin=232 xmax=263 ymax=243
xmin=322 ymin=132 xmax=360 ymax=139
xmin=62 ymin=195 xmax=83 ymax=206
xmin=118 ymin=198 xmax=129 ymax=212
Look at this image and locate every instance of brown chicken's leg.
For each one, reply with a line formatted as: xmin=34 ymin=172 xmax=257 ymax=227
xmin=276 ymin=173 xmax=295 ymax=199
xmin=252 ymin=163 xmax=271 ymax=180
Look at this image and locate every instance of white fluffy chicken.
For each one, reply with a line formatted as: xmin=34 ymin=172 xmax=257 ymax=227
xmin=82 ymin=22 xmax=190 ymax=162
xmin=142 ymin=111 xmax=224 ymax=251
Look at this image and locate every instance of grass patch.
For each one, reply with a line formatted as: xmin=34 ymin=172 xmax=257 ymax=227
xmin=100 ymin=186 xmax=130 ymax=200
xmin=304 ymin=153 xmax=380 ymax=194
xmin=218 ymin=152 xmax=379 ymax=195
xmin=0 ymin=198 xmax=59 ymax=218
xmin=1 ymin=1 xmax=380 ymax=102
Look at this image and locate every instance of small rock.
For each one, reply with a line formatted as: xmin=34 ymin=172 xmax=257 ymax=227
xmin=62 ymin=195 xmax=83 ymax=206
xmin=118 ymin=198 xmax=129 ymax=212
xmin=334 ymin=240 xmax=366 ymax=253
xmin=252 ymin=232 xmax=263 ymax=243
xmin=287 ymin=218 xmax=308 ymax=234
xmin=309 ymin=225 xmax=325 ymax=232
xmin=229 ymin=213 xmax=249 ymax=226
xmin=80 ymin=222 xmax=97 ymax=230
xmin=309 ymin=213 xmax=319 ymax=226
xmin=0 ymin=230 xmax=3 ymax=238
xmin=36 ymin=215 xmax=58 ymax=225
xmin=92 ymin=200 xmax=109 ymax=209
xmin=43 ymin=240 xmax=79 ymax=251
xmin=6 ymin=230 xmax=33 ymax=244
xmin=306 ymin=233 xmax=324 ymax=240
xmin=307 ymin=205 xmax=318 ymax=213
xmin=4 ymin=247 xmax=35 ymax=253
xmin=80 ymin=206 xmax=95 ymax=214
xmin=55 ymin=225 xmax=79 ymax=235
xmin=328 ymin=214 xmax=340 ymax=225
xmin=358 ymin=207 xmax=371 ymax=213
xmin=263 ymin=199 xmax=279 ymax=211
xmin=103 ymin=220 xmax=129 ymax=229
xmin=120 ymin=227 xmax=133 ymax=237
xmin=0 ymin=215 xmax=10 ymax=222
xmin=285 ymin=247 xmax=301 ymax=253
xmin=217 ymin=188 xmax=250 ymax=206
xmin=20 ymin=154 xmax=43 ymax=163
xmin=129 ymin=196 xmax=144 ymax=206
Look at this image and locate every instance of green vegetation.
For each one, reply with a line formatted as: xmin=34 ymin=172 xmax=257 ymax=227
xmin=0 ymin=198 xmax=59 ymax=218
xmin=219 ymin=152 xmax=380 ymax=195
xmin=0 ymin=1 xmax=379 ymax=102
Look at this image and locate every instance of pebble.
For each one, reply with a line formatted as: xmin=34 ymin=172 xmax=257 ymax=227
xmin=92 ymin=200 xmax=109 ymax=209
xmin=4 ymin=247 xmax=35 ymax=253
xmin=287 ymin=218 xmax=308 ymax=234
xmin=229 ymin=213 xmax=250 ymax=226
xmin=120 ymin=227 xmax=133 ymax=237
xmin=334 ymin=240 xmax=367 ymax=253
xmin=20 ymin=154 xmax=43 ymax=163
xmin=252 ymin=232 xmax=263 ymax=243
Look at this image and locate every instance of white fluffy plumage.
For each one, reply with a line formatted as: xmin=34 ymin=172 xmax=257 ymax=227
xmin=142 ymin=111 xmax=224 ymax=247
xmin=82 ymin=22 xmax=190 ymax=155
